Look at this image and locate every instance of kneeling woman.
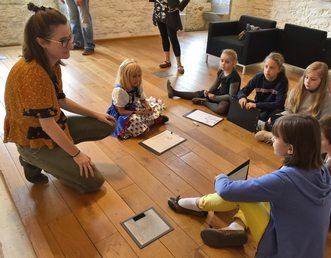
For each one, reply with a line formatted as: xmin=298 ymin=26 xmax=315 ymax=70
xmin=3 ymin=3 xmax=116 ymax=193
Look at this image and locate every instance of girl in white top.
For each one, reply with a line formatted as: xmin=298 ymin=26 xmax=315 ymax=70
xmin=107 ymin=59 xmax=168 ymax=139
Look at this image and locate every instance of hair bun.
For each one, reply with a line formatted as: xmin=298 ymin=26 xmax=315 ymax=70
xmin=27 ymin=2 xmax=47 ymax=12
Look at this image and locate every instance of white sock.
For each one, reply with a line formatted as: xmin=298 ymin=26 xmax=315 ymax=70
xmin=221 ymin=221 xmax=245 ymax=231
xmin=178 ymin=197 xmax=201 ymax=211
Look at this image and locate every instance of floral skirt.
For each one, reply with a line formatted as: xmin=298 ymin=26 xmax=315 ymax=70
xmin=107 ymin=97 xmax=165 ymax=139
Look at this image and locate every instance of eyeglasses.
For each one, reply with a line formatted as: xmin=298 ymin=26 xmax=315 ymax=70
xmin=46 ymin=34 xmax=73 ymax=48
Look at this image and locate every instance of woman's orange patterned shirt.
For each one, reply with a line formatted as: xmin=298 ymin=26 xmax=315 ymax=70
xmin=4 ymin=58 xmax=73 ymax=149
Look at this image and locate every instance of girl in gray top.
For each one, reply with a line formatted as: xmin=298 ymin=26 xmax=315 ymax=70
xmin=167 ymin=49 xmax=241 ymax=115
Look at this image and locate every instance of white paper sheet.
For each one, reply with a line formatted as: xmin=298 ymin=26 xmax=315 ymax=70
xmin=140 ymin=130 xmax=186 ymax=155
xmin=184 ymin=109 xmax=223 ymax=126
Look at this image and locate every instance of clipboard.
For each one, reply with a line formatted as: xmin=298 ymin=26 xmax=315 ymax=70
xmin=139 ymin=130 xmax=186 ymax=155
xmin=183 ymin=109 xmax=224 ymax=127
xmin=227 ymin=160 xmax=250 ymax=181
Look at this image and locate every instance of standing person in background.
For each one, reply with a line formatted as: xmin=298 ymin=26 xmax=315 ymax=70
xmin=151 ymin=0 xmax=190 ymax=74
xmin=60 ymin=0 xmax=95 ymax=55
xmin=4 ymin=3 xmax=115 ymax=193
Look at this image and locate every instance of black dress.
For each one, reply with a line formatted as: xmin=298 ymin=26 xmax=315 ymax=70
xmin=152 ymin=0 xmax=190 ymax=31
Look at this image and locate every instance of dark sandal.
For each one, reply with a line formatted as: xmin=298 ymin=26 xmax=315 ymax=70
xmin=200 ymin=228 xmax=248 ymax=248
xmin=168 ymin=196 xmax=208 ymax=217
xmin=159 ymin=61 xmax=171 ymax=68
xmin=177 ymin=65 xmax=184 ymax=74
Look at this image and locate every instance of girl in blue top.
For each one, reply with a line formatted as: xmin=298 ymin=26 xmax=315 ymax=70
xmin=238 ymin=52 xmax=288 ymax=123
xmin=168 ymin=114 xmax=331 ymax=258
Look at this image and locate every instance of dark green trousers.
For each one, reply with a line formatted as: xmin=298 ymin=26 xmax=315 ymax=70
xmin=17 ymin=116 xmax=115 ymax=193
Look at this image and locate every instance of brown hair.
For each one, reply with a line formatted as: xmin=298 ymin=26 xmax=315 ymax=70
xmin=272 ymin=114 xmax=322 ymax=169
xmin=221 ymin=49 xmax=238 ymax=63
xmin=264 ymin=52 xmax=286 ymax=73
xmin=115 ymin=59 xmax=142 ymax=92
xmin=319 ymin=115 xmax=331 ymax=145
xmin=288 ymin=62 xmax=329 ymax=118
xmin=23 ymin=3 xmax=67 ymax=76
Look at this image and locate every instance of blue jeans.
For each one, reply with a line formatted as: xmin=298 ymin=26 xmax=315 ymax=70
xmin=65 ymin=0 xmax=95 ymax=50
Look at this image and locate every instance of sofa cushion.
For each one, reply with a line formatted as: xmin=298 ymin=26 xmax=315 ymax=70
xmin=238 ymin=15 xmax=276 ymax=32
xmin=210 ymin=35 xmax=245 ymax=56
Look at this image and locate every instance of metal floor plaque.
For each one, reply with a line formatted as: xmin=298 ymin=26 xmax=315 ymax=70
xmin=121 ymin=207 xmax=173 ymax=249
xmin=152 ymin=71 xmax=174 ymax=78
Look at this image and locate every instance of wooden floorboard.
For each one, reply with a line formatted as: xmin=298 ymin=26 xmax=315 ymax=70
xmin=0 ymin=31 xmax=330 ymax=257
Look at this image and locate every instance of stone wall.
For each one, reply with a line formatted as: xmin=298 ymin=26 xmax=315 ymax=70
xmin=1 ymin=0 xmax=57 ymax=46
xmin=0 ymin=0 xmax=159 ymax=46
xmin=230 ymin=0 xmax=331 ymax=36
xmin=185 ymin=0 xmax=211 ymax=31
xmin=1 ymin=0 xmax=331 ymax=46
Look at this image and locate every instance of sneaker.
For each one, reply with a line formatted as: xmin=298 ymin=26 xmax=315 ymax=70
xmin=167 ymin=80 xmax=174 ymax=98
xmin=168 ymin=196 xmax=208 ymax=218
xmin=177 ymin=65 xmax=184 ymax=74
xmin=256 ymin=120 xmax=266 ymax=131
xmin=255 ymin=130 xmax=273 ymax=144
xmin=73 ymin=45 xmax=83 ymax=50
xmin=192 ymin=97 xmax=207 ymax=105
xmin=200 ymin=228 xmax=248 ymax=248
xmin=159 ymin=61 xmax=171 ymax=68
xmin=154 ymin=115 xmax=169 ymax=125
xmin=19 ymin=156 xmax=49 ymax=184
xmin=82 ymin=49 xmax=94 ymax=56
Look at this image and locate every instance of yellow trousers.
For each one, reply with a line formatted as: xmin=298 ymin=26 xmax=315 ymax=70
xmin=199 ymin=193 xmax=270 ymax=244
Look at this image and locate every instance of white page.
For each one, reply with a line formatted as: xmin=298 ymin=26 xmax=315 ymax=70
xmin=185 ymin=110 xmax=223 ymax=126
xmin=141 ymin=130 xmax=186 ymax=154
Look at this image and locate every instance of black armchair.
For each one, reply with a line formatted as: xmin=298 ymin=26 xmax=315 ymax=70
xmin=325 ymin=38 xmax=331 ymax=68
xmin=277 ymin=24 xmax=329 ymax=69
xmin=206 ymin=15 xmax=278 ymax=73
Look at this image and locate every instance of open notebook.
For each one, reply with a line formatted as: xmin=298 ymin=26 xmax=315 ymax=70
xmin=227 ymin=160 xmax=250 ymax=180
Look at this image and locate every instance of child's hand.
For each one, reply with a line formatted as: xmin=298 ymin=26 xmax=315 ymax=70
xmin=239 ymin=98 xmax=247 ymax=108
xmin=145 ymin=106 xmax=153 ymax=112
xmin=136 ymin=109 xmax=152 ymax=115
xmin=207 ymin=93 xmax=215 ymax=100
xmin=214 ymin=173 xmax=227 ymax=184
xmin=245 ymin=102 xmax=256 ymax=109
xmin=204 ymin=90 xmax=209 ymax=97
xmin=168 ymin=7 xmax=179 ymax=12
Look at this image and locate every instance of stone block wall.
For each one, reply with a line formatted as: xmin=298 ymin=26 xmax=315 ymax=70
xmin=185 ymin=0 xmax=211 ymax=31
xmin=230 ymin=0 xmax=331 ymax=36
xmin=1 ymin=0 xmax=331 ymax=46
xmin=1 ymin=0 xmax=57 ymax=46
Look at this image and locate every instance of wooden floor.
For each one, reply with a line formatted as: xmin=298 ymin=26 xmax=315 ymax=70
xmin=0 ymin=31 xmax=330 ymax=258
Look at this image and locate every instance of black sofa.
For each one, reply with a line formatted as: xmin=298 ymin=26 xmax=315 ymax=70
xmin=277 ymin=23 xmax=331 ymax=69
xmin=206 ymin=15 xmax=278 ymax=73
